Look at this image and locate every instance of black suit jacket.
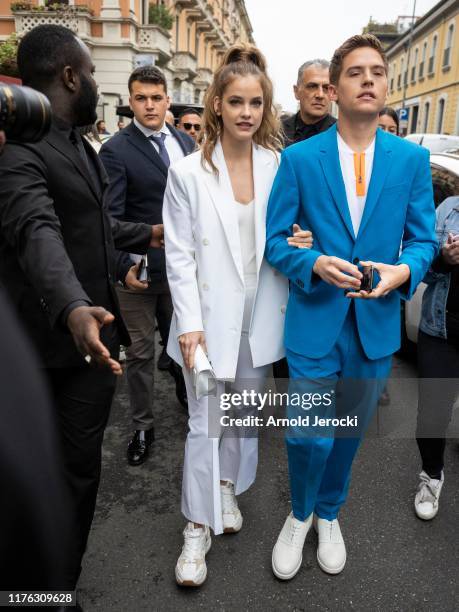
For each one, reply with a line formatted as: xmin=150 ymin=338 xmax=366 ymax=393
xmin=281 ymin=112 xmax=336 ymax=148
xmin=100 ymin=122 xmax=195 ymax=283
xmin=0 ymin=122 xmax=152 ymax=368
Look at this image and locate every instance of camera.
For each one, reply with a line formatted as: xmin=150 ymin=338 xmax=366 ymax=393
xmin=0 ymin=84 xmax=51 ymax=143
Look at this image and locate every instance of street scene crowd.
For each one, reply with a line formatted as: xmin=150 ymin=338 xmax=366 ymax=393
xmin=0 ymin=18 xmax=458 ymax=611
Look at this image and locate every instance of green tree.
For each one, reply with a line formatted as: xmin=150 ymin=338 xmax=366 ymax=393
xmin=148 ymin=3 xmax=173 ymax=29
xmin=0 ymin=33 xmax=19 ymax=78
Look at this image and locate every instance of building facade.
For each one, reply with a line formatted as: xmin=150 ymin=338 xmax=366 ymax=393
xmin=0 ymin=0 xmax=253 ymax=129
xmin=385 ymin=0 xmax=459 ymax=136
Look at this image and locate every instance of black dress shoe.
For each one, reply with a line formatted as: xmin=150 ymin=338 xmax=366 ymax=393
xmin=127 ymin=429 xmax=154 ymax=466
xmin=168 ymin=360 xmax=188 ymax=409
xmin=157 ymin=345 xmax=172 ymax=371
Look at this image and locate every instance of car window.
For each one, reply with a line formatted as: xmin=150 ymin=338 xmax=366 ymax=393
xmin=430 ymin=164 xmax=459 ymax=207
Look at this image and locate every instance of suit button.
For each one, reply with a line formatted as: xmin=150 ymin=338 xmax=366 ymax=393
xmin=202 ymin=238 xmax=209 ymax=246
xmin=202 ymin=283 xmax=209 ymax=291
xmin=280 ymin=305 xmax=286 ymax=314
xmin=353 ymin=257 xmax=359 ymax=264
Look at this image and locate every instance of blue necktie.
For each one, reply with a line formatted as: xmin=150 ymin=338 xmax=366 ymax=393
xmin=149 ymin=132 xmax=170 ymax=168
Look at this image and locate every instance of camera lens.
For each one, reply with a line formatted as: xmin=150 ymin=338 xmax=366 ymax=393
xmin=0 ymin=84 xmax=51 ymax=143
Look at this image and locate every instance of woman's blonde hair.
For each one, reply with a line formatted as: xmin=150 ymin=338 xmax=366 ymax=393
xmin=199 ymin=43 xmax=282 ymax=174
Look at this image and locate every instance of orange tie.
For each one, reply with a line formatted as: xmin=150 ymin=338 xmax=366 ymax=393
xmin=353 ymin=152 xmax=365 ymax=197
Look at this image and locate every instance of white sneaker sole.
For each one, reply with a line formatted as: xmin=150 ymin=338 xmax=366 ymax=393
xmin=175 ymin=535 xmax=212 ymax=587
xmin=414 ymin=505 xmax=439 ymax=520
xmin=271 ymin=547 xmax=302 ymax=581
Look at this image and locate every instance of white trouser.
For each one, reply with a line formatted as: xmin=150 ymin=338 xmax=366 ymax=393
xmin=181 ymin=285 xmax=269 ymax=534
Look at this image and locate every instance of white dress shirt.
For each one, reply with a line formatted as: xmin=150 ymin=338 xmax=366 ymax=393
xmin=337 ymin=132 xmax=375 ymax=237
xmin=133 ymin=117 xmax=185 ymax=166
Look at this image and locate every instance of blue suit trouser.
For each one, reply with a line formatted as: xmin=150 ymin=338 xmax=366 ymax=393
xmin=285 ymin=306 xmax=392 ymax=521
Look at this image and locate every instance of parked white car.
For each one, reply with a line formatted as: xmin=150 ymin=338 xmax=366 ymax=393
xmin=404 ymin=133 xmax=459 ymax=154
xmin=402 ymin=153 xmax=459 ymax=349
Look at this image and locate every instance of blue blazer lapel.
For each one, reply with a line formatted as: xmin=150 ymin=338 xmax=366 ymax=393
xmin=125 ymin=122 xmax=168 ymax=177
xmin=318 ymin=124 xmax=355 ymax=241
xmin=357 ymin=129 xmax=393 ymax=237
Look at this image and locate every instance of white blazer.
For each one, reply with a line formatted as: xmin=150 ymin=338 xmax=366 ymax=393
xmin=163 ymin=140 xmax=288 ymax=379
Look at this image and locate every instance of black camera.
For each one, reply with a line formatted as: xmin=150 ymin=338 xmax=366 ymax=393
xmin=0 ymin=84 xmax=51 ymax=143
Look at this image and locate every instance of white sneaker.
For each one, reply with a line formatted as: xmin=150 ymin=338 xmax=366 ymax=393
xmin=175 ymin=523 xmax=211 ymax=586
xmin=414 ymin=470 xmax=444 ymax=520
xmin=272 ymin=512 xmax=312 ymax=580
xmin=314 ymin=516 xmax=346 ymax=574
xmin=220 ymin=482 xmax=243 ymax=533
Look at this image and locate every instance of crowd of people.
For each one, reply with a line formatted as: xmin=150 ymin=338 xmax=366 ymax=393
xmin=0 ymin=21 xmax=456 ymax=609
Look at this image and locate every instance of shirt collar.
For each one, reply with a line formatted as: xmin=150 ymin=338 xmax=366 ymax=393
xmin=337 ymin=131 xmax=375 ymax=155
xmin=133 ymin=117 xmax=170 ymax=139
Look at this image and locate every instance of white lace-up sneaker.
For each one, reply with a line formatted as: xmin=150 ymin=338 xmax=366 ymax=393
xmin=175 ymin=523 xmax=211 ymax=586
xmin=272 ymin=512 xmax=313 ymax=580
xmin=414 ymin=470 xmax=444 ymax=520
xmin=220 ymin=482 xmax=243 ymax=533
xmin=314 ymin=516 xmax=346 ymax=574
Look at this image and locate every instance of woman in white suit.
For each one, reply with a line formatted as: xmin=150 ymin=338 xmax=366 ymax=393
xmin=163 ymin=44 xmax=312 ymax=586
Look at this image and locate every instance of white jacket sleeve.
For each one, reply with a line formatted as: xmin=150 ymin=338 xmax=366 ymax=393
xmin=163 ymin=165 xmax=204 ymax=337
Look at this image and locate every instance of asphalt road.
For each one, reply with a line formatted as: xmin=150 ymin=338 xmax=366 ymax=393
xmin=79 ymin=351 xmax=459 ymax=612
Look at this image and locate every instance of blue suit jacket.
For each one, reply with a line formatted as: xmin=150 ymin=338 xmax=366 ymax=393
xmin=265 ymin=124 xmax=437 ymax=360
xmin=100 ymin=122 xmax=195 ymax=283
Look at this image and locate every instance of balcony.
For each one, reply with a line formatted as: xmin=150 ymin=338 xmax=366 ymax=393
xmin=194 ymin=66 xmax=212 ymax=88
xmin=13 ymin=7 xmax=92 ymax=39
xmin=137 ymin=25 xmax=172 ymax=65
xmin=172 ymin=51 xmax=197 ymax=78
xmin=175 ymin=0 xmax=199 ymax=8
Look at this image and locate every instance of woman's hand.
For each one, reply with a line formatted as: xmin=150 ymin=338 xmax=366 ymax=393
xmin=178 ymin=331 xmax=207 ymax=369
xmin=287 ymin=224 xmax=313 ymax=249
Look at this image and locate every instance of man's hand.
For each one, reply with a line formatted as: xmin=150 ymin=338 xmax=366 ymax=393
xmin=287 ymin=224 xmax=313 ymax=249
xmin=313 ymin=255 xmax=362 ymax=289
xmin=441 ymin=233 xmax=459 ymax=266
xmin=150 ymin=223 xmax=164 ymax=248
xmin=178 ymin=331 xmax=207 ymax=369
xmin=67 ymin=306 xmax=122 ymax=375
xmin=124 ymin=263 xmax=148 ymax=291
xmin=346 ymin=261 xmax=411 ymax=299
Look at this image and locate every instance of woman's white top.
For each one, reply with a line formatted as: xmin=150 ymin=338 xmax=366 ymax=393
xmin=234 ymin=199 xmax=257 ymax=283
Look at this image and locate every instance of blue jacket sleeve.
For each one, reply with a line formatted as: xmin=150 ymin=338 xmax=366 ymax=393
xmin=265 ymin=149 xmax=323 ymax=294
xmin=396 ymin=147 xmax=438 ymax=300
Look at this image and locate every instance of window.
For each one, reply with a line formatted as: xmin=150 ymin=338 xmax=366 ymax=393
xmin=411 ymin=48 xmax=418 ymax=83
xmin=428 ymin=35 xmax=438 ymax=75
xmin=419 ymin=41 xmax=427 ymax=78
xmin=436 ymin=98 xmax=445 ymax=133
xmin=443 ymin=23 xmax=454 ymax=68
xmin=398 ymin=57 xmax=404 ymax=89
xmin=390 ymin=62 xmax=396 ymax=92
xmin=423 ymin=102 xmax=430 ymax=132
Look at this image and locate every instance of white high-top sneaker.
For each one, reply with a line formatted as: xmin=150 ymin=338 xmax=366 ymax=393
xmin=414 ymin=470 xmax=444 ymax=520
xmin=175 ymin=522 xmax=211 ymax=587
xmin=220 ymin=481 xmax=243 ymax=533
xmin=272 ymin=512 xmax=313 ymax=580
xmin=314 ymin=516 xmax=346 ymax=575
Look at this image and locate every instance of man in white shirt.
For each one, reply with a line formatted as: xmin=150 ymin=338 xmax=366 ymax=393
xmin=100 ymin=67 xmax=195 ymax=467
xmin=266 ymin=34 xmax=436 ymax=580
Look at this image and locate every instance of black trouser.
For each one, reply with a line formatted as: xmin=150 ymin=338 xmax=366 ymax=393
xmin=416 ymin=330 xmax=459 ymax=477
xmin=45 ymin=362 xmax=117 ymax=585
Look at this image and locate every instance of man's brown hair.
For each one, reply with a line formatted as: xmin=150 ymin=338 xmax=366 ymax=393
xmin=329 ymin=34 xmax=388 ymax=85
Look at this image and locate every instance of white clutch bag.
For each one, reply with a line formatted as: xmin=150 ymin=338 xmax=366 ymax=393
xmin=193 ymin=344 xmax=217 ymax=400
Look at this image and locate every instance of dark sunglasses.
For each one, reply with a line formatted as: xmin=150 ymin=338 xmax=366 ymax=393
xmin=183 ymin=123 xmax=201 ymax=131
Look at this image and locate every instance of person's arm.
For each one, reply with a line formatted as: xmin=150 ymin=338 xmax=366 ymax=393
xmin=265 ymin=150 xmax=361 ymax=293
xmin=163 ymin=166 xmax=205 ymax=368
xmin=0 ymin=142 xmax=121 ymax=373
xmin=395 ymin=147 xmax=438 ymax=299
xmin=0 ymin=142 xmax=91 ymax=326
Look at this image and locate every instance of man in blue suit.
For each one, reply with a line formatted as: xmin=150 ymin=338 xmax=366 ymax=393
xmin=100 ymin=66 xmax=194 ymax=467
xmin=266 ymin=34 xmax=437 ymax=580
